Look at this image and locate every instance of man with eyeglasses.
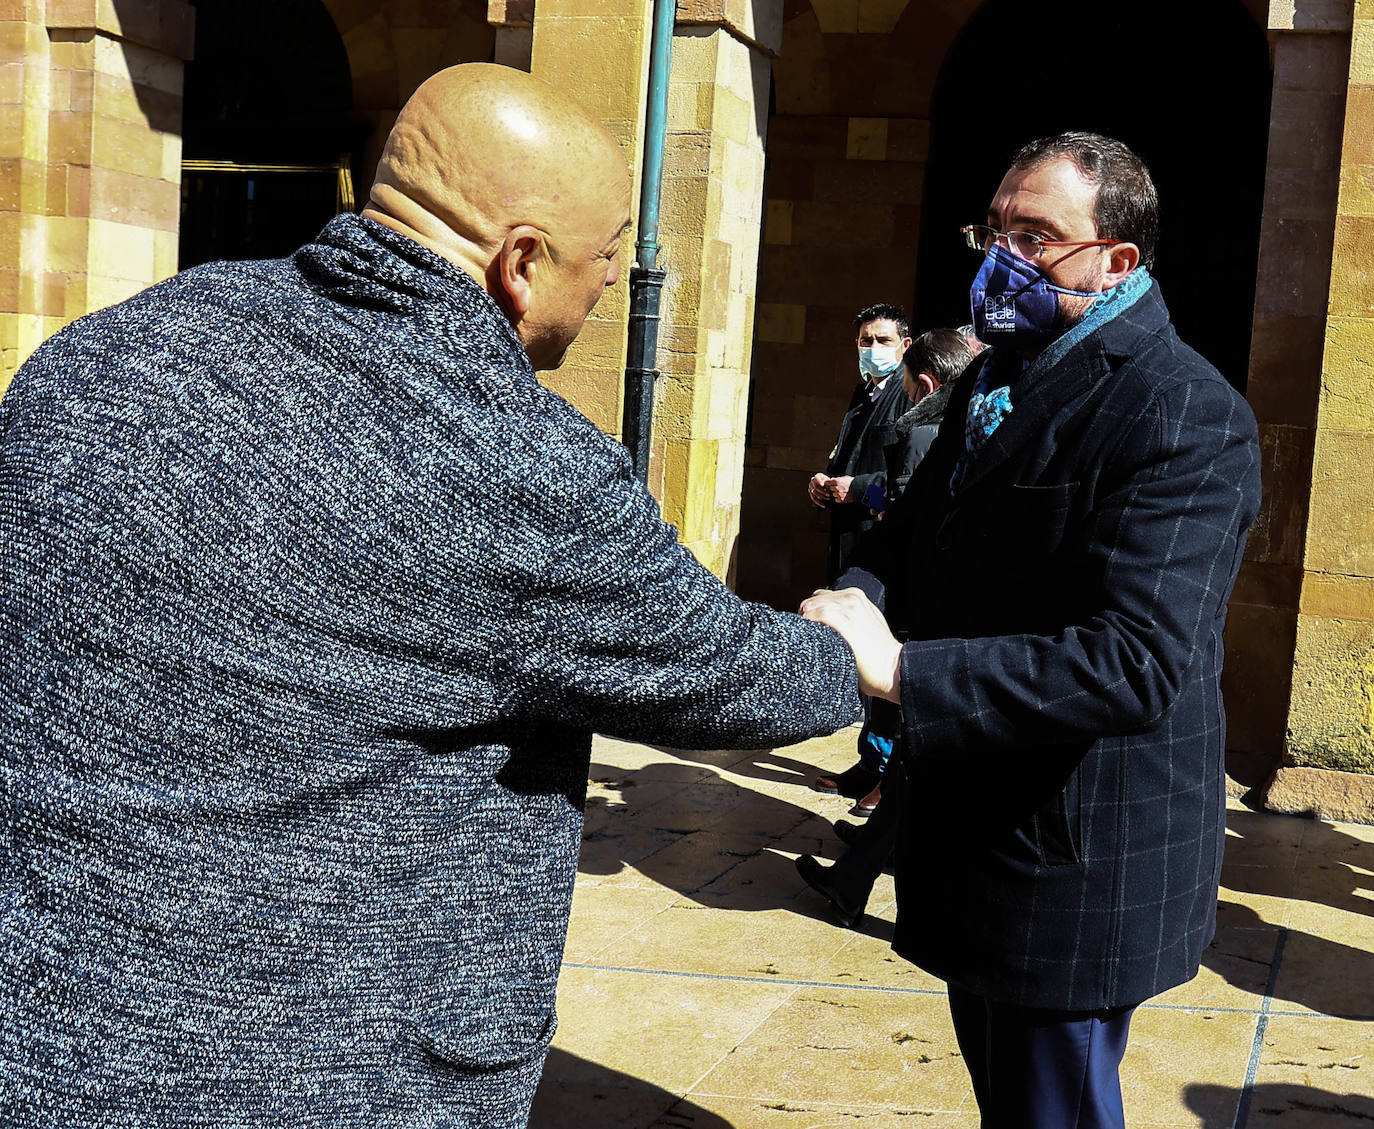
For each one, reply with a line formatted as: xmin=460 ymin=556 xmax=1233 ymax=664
xmin=799 ymin=133 xmax=1261 ymax=1128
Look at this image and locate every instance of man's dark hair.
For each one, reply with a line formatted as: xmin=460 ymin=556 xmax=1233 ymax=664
xmin=1011 ymin=132 xmax=1159 ymax=270
xmin=854 ymin=302 xmax=909 ymax=338
xmin=904 ymin=328 xmax=974 ymax=388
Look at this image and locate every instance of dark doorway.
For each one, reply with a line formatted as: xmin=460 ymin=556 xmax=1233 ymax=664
xmin=179 ymin=0 xmax=359 ymax=269
xmin=913 ymin=0 xmax=1272 ymax=392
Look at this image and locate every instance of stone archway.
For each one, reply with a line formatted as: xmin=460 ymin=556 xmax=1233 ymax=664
xmin=179 ymin=0 xmax=357 ymax=267
xmin=736 ymin=0 xmax=1271 ymax=612
xmin=179 ymin=0 xmax=495 ymax=268
xmin=914 ymin=0 xmax=1271 ymax=392
xmin=318 ymin=0 xmax=495 ymax=186
xmin=737 ymin=0 xmax=984 ymax=610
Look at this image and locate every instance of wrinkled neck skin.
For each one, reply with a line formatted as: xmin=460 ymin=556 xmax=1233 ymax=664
xmin=361 ymin=188 xmax=496 ymax=293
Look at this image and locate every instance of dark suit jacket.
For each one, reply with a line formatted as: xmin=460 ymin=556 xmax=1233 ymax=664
xmin=880 ymin=375 xmax=961 ymax=506
xmin=824 ymin=372 xmax=909 ymax=579
xmin=842 ymin=282 xmax=1261 ymax=1010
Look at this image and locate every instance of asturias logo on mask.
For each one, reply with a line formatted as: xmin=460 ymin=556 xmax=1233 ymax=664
xmin=983 ymin=294 xmax=1016 ymax=329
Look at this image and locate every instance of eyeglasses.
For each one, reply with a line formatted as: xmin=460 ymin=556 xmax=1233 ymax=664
xmin=960 ymin=224 xmax=1120 ymax=261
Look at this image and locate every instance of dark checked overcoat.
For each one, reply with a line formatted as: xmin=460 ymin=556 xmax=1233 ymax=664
xmin=0 ymin=215 xmax=860 ymax=1127
xmin=843 ymin=280 xmax=1261 ymax=1011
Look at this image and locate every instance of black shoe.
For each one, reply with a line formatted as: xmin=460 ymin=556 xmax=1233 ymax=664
xmin=794 ymin=854 xmax=867 ymax=929
xmin=810 ymin=762 xmax=880 ymax=800
xmin=832 ymin=819 xmax=865 ymax=846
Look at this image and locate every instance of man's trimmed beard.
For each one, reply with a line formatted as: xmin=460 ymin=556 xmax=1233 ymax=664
xmin=1053 ymin=258 xmax=1107 ymax=332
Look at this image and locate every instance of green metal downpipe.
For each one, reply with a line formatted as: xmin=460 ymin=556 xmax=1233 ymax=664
xmin=622 ymin=0 xmax=676 ymax=485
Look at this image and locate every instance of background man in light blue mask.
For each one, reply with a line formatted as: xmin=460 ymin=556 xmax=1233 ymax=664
xmin=807 ymin=302 xmax=913 ymax=583
xmin=800 ymin=132 xmax=1262 ymax=1129
xmin=806 ymin=302 xmax=912 ymax=802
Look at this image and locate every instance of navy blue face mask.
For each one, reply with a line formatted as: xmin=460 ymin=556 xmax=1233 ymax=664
xmin=969 ymin=245 xmax=1103 ymax=353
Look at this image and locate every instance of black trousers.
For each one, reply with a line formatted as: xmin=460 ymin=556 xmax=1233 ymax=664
xmin=825 ymin=756 xmax=903 ymax=908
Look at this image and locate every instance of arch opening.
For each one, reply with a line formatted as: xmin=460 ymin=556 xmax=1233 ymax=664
xmin=179 ymin=0 xmax=359 ymax=268
xmin=915 ymin=0 xmax=1272 ymax=391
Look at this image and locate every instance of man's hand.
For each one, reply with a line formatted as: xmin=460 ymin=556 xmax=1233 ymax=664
xmin=829 ymin=475 xmax=855 ymax=503
xmin=800 ymin=587 xmax=902 ymax=703
xmin=808 ymin=473 xmax=834 ymax=508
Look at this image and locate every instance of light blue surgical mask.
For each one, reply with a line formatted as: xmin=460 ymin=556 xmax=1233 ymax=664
xmin=858 ymin=345 xmax=903 ymax=379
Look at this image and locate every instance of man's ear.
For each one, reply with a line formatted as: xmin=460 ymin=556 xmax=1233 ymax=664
xmin=1104 ymin=241 xmax=1140 ymax=288
xmin=916 ymin=372 xmax=937 ymax=398
xmin=492 ymin=225 xmax=547 ymax=318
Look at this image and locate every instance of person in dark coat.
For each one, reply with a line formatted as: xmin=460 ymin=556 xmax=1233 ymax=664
xmin=795 ymin=328 xmax=974 ymax=919
xmin=835 ymin=327 xmax=982 ymax=814
xmin=808 ymin=302 xmax=913 ymax=583
xmin=803 ymin=133 xmax=1261 ymax=1129
xmin=807 ymin=304 xmax=912 ymax=802
xmin=0 ymin=65 xmax=861 ymax=1129
xmin=884 ymin=327 xmax=981 ymax=507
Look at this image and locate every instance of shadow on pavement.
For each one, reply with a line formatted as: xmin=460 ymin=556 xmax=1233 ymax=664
xmin=1223 ymin=808 xmax=1374 ymax=917
xmin=1205 ymin=807 xmax=1374 ymax=1018
xmin=1203 ymin=902 xmax=1374 ymax=1019
xmin=1184 ymin=1081 xmax=1374 ymax=1129
xmin=578 ymin=746 xmax=855 ymax=922
xmin=531 ymin=1048 xmax=735 ymax=1129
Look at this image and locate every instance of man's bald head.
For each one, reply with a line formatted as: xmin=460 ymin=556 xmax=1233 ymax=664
xmin=362 ymin=64 xmax=633 ymax=370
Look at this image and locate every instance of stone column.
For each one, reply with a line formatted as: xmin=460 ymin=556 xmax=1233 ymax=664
xmin=528 ymin=0 xmax=653 ymax=439
xmin=1226 ymin=2 xmax=1351 ymax=774
xmin=0 ymin=0 xmax=193 ymax=390
xmin=487 ymin=0 xmax=533 ymax=70
xmin=528 ymin=0 xmax=775 ymax=582
xmin=1234 ymin=0 xmax=1374 ymax=821
xmin=1264 ymin=0 xmax=1374 ymax=819
xmin=649 ymin=0 xmax=780 ymax=579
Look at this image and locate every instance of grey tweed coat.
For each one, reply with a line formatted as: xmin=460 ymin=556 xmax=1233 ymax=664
xmin=0 ymin=215 xmax=860 ymax=1127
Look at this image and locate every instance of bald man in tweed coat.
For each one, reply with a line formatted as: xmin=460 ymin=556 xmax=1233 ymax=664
xmin=0 ymin=67 xmax=860 ymax=1127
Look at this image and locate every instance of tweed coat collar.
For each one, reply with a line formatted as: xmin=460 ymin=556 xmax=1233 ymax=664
xmin=294 ymin=213 xmax=533 ymax=378
xmin=954 ymin=278 xmax=1168 ymax=494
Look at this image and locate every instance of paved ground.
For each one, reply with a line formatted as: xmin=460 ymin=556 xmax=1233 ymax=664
xmin=529 ymin=728 xmax=1374 ymax=1129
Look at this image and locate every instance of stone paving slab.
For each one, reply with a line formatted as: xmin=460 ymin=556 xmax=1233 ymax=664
xmin=531 ymin=731 xmax=1374 ymax=1128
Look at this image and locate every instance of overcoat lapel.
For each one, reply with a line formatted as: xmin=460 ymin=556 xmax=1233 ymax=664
xmin=953 ymin=344 xmax=1102 ymax=494
xmin=829 ymin=374 xmax=903 ymax=473
xmin=850 ymin=375 xmax=905 ymax=450
xmin=828 ymin=382 xmax=867 ymax=470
